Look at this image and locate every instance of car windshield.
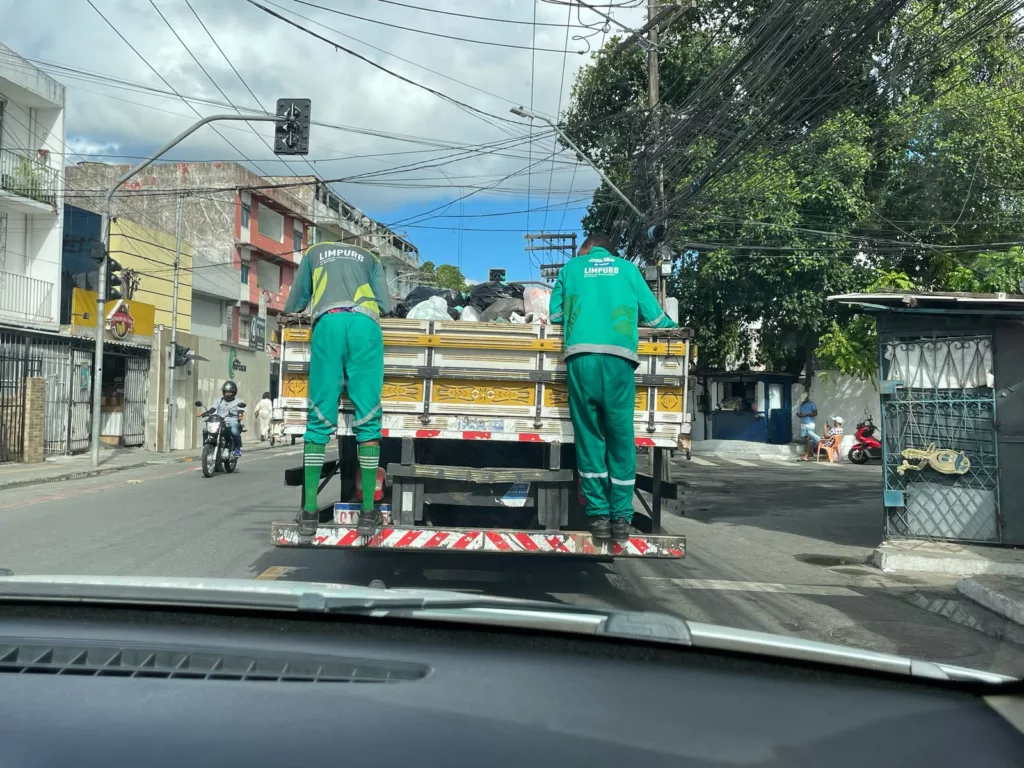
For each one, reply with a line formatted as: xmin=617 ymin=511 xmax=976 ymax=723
xmin=2 ymin=0 xmax=1024 ymax=681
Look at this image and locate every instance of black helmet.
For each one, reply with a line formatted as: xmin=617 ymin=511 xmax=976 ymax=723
xmin=222 ymin=381 xmax=238 ymax=398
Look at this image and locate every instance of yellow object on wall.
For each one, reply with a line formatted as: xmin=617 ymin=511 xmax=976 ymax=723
xmin=70 ymin=287 xmax=157 ymax=344
xmin=109 ymin=218 xmax=193 ymax=332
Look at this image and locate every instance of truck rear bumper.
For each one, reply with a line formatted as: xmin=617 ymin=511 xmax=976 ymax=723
xmin=272 ymin=522 xmax=685 ymax=558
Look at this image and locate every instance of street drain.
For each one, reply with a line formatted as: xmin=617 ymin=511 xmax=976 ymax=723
xmin=794 ymin=553 xmax=871 ymax=568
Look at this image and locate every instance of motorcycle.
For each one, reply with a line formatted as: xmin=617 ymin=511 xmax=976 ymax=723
xmin=848 ymin=413 xmax=882 ymax=464
xmin=196 ymin=400 xmax=247 ymax=478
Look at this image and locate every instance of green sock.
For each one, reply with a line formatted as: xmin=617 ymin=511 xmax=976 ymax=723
xmin=303 ymin=442 xmax=326 ymax=513
xmin=358 ymin=443 xmax=381 ymax=513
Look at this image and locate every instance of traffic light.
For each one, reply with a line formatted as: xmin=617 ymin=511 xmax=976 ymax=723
xmin=106 ymin=257 xmax=123 ymax=301
xmin=274 ymin=98 xmax=311 ymax=156
xmin=172 ymin=343 xmax=191 ymax=369
xmin=488 ymin=268 xmax=506 ymax=283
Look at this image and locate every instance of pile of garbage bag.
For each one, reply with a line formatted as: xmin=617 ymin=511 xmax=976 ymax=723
xmin=392 ymin=280 xmax=552 ymax=324
xmin=394 ymin=286 xmax=464 ymax=320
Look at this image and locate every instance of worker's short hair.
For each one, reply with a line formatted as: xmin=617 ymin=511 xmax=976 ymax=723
xmin=580 ymin=233 xmax=618 ymax=255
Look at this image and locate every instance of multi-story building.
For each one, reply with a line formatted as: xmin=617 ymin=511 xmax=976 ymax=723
xmin=64 ymin=161 xmax=312 ymax=348
xmin=0 ymin=42 xmax=65 ymax=332
xmin=269 ymin=177 xmax=419 ymax=301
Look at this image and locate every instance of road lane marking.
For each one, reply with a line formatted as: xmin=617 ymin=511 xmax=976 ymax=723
xmin=255 ymin=566 xmax=302 ymax=580
xmin=644 ymin=578 xmax=862 ymax=597
xmin=688 ymin=457 xmax=717 ymax=467
xmin=722 ymin=458 xmax=757 ymax=467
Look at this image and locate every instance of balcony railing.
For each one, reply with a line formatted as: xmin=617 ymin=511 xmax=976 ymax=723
xmin=0 ymin=148 xmax=59 ymax=207
xmin=0 ymin=271 xmax=54 ymax=325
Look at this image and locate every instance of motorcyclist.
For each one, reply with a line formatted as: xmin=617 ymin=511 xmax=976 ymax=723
xmin=207 ymin=381 xmax=244 ymax=457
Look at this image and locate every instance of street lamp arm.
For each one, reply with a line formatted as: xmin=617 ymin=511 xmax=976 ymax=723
xmin=510 ymin=107 xmax=644 ymax=220
xmin=101 ymin=114 xmax=281 ymax=210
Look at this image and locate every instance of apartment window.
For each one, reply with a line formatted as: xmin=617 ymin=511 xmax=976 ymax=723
xmin=241 ymin=199 xmax=251 ymax=228
xmin=239 ymin=317 xmax=250 ymax=347
xmin=293 ymin=229 xmax=302 ymax=253
xmin=258 ymin=204 xmax=284 ymax=242
xmin=240 ymin=262 xmax=250 ymax=284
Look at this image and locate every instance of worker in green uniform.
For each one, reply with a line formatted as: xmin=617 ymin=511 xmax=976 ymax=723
xmin=549 ymin=233 xmax=678 ymax=542
xmin=283 ymin=241 xmax=392 ymax=537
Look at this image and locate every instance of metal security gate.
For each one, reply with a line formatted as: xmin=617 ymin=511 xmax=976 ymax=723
xmin=880 ymin=334 xmax=1000 ymax=543
xmin=122 ymin=354 xmax=148 ymax=447
xmin=39 ymin=343 xmax=72 ymax=456
xmin=0 ymin=329 xmax=27 ymax=463
xmin=0 ymin=330 xmax=74 ymax=461
xmin=68 ymin=348 xmax=92 ymax=454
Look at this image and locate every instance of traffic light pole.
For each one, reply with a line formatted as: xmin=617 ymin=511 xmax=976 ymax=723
xmin=90 ymin=113 xmax=283 ymax=467
xmin=164 ymin=192 xmax=186 ymax=454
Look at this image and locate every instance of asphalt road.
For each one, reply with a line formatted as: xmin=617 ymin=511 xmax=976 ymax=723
xmin=3 ymin=447 xmax=1024 ymax=677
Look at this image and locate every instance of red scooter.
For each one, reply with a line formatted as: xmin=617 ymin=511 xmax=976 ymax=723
xmin=848 ymin=415 xmax=882 ymax=464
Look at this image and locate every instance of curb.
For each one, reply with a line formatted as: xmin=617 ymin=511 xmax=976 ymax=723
xmin=872 ymin=548 xmax=1024 ymax=578
xmin=957 ymin=578 xmax=1024 ymax=627
xmin=0 ymin=444 xmax=286 ymax=492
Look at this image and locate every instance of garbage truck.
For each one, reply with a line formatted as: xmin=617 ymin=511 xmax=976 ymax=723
xmin=273 ymin=306 xmax=694 ymax=559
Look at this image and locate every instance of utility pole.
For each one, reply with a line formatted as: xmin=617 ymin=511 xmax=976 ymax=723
xmin=164 ymin=192 xmax=185 ymax=454
xmin=648 ymin=0 xmax=667 ymax=305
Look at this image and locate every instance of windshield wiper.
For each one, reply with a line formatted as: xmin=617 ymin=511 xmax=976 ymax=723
xmin=294 ymin=592 xmax=611 ymax=617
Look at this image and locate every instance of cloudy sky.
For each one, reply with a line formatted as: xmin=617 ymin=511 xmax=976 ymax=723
xmin=1 ymin=0 xmax=647 ymax=281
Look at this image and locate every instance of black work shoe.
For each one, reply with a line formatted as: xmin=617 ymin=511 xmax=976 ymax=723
xmin=611 ymin=518 xmax=632 ymax=543
xmin=588 ymin=515 xmax=611 ymax=540
xmin=296 ymin=509 xmax=318 ymax=536
xmin=357 ymin=508 xmax=383 ymax=538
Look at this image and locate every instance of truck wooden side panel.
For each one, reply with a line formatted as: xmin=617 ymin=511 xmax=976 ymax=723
xmin=277 ymin=318 xmax=693 ymax=450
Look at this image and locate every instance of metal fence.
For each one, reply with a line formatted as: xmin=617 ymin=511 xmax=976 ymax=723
xmin=0 ymin=147 xmax=59 ymax=207
xmin=0 ymin=271 xmax=55 ymax=326
xmin=880 ymin=334 xmax=1000 ymax=543
xmin=0 ymin=330 xmax=77 ymax=461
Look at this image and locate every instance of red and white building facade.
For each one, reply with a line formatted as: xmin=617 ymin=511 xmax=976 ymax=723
xmin=232 ymin=186 xmax=310 ymax=351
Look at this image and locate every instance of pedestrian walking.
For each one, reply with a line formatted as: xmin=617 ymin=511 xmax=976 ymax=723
xmin=282 ymin=242 xmax=391 ymax=536
xmin=255 ymin=392 xmax=273 ymax=442
xmin=549 ymin=233 xmax=678 ymax=543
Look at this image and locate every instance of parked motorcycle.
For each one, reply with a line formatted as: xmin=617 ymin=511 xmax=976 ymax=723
xmin=848 ymin=414 xmax=882 ymax=464
xmin=196 ymin=400 xmax=247 ymax=478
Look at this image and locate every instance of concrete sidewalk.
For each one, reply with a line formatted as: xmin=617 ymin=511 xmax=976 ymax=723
xmin=0 ymin=439 xmax=295 ymax=491
xmin=691 ymin=439 xmax=804 ymax=460
xmin=873 ymin=538 xmax=1024 ymax=578
xmin=957 ymin=576 xmax=1024 ymax=627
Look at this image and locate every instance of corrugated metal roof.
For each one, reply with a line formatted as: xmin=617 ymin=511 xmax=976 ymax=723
xmin=829 ymin=292 xmax=1024 ymax=312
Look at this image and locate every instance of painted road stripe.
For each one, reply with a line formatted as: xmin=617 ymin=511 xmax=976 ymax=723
xmin=645 ymin=578 xmax=861 ymax=597
xmin=689 ymin=457 xmax=717 ymax=467
xmin=722 ymin=458 xmax=757 ymax=467
xmin=255 ymin=566 xmax=302 ymax=580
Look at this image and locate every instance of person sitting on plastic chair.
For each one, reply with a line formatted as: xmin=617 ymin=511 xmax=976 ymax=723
xmin=816 ymin=416 xmax=844 ymax=463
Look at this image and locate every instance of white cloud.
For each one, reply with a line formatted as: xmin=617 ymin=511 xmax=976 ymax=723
xmin=0 ymin=0 xmax=642 ymax=215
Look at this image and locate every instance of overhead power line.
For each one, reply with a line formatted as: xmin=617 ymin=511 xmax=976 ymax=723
xmin=244 ymin=0 xmax=527 ymax=130
xmin=287 ymin=0 xmax=586 ymax=53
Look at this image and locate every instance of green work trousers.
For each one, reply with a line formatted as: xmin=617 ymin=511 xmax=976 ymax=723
xmin=306 ymin=311 xmax=384 ymax=445
xmin=566 ymin=352 xmax=636 ymax=521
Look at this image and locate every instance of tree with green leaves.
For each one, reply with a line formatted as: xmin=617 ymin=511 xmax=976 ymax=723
xmin=412 ymin=260 xmax=468 ymax=294
xmin=434 ymin=264 xmax=468 ymax=293
xmin=562 ymin=0 xmax=1024 ymax=379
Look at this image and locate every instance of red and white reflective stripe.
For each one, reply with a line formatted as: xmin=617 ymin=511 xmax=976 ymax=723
xmin=273 ymin=523 xmax=685 ymax=559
